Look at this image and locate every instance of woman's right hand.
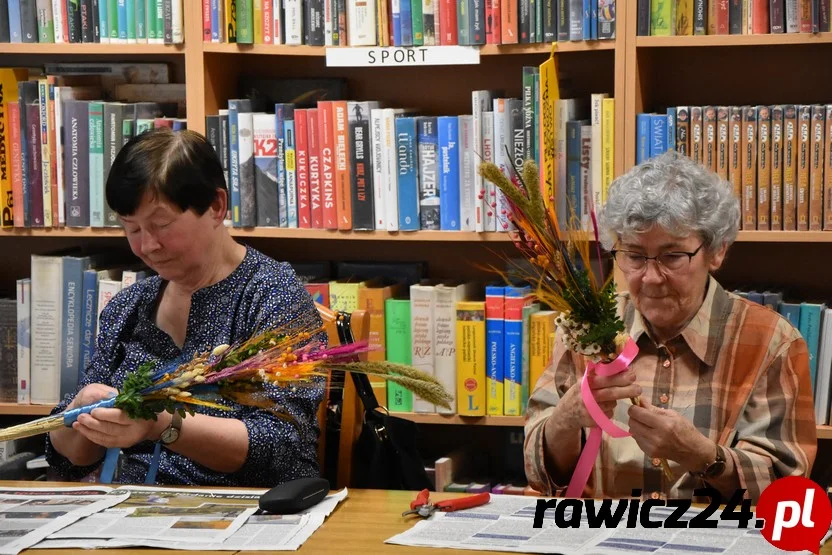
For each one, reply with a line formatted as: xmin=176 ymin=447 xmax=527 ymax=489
xmin=67 ymin=384 xmax=119 ymax=411
xmin=560 ymin=368 xmax=642 ymax=430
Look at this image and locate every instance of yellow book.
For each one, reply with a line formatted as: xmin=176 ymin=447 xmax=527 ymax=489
xmin=329 ymin=278 xmax=376 ymax=313
xmin=529 ymin=311 xmax=557 ymax=395
xmin=0 ymin=68 xmax=28 ymax=228
xmin=225 ymin=0 xmax=237 ymax=42
xmin=456 ymin=301 xmax=486 ymax=416
xmin=538 ymin=52 xmax=560 ymax=211
xmin=37 ymin=78 xmax=52 ymax=229
xmin=601 ymin=97 xmax=615 ymax=204
xmin=253 ymin=0 xmax=263 ymax=43
xmin=675 ymin=0 xmax=693 ymax=35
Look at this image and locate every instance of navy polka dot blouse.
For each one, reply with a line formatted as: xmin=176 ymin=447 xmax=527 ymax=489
xmin=45 ymin=246 xmax=327 ymax=488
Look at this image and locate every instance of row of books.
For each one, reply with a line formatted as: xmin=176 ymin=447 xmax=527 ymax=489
xmin=11 ymin=252 xmax=148 ymax=406
xmin=0 ymin=65 xmax=186 ymax=229
xmin=732 ymin=288 xmax=832 ymax=426
xmin=0 ymin=0 xmax=185 ymax=43
xmin=205 ymin=0 xmax=615 ymax=46
xmin=208 ymin=83 xmax=615 ymax=233
xmin=307 ymin=275 xmax=557 ymax=416
xmin=637 ymin=104 xmax=832 ymax=232
xmin=637 ymin=0 xmax=830 ymax=36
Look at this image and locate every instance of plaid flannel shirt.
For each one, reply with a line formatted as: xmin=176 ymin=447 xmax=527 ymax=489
xmin=524 ymin=275 xmax=818 ymax=502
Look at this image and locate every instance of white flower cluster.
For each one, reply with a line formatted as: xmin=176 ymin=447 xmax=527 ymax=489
xmin=555 ymin=312 xmax=604 ymax=359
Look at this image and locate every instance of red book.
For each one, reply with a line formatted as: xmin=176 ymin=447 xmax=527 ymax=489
xmin=203 ymin=0 xmax=212 ymax=40
xmin=263 ymin=0 xmax=273 ymax=43
xmin=295 ymin=109 xmax=311 ymax=228
xmin=333 ymin=101 xmax=351 ymax=230
xmin=440 ymin=0 xmax=458 ymax=44
xmin=318 ymin=101 xmax=337 ymax=230
xmin=307 ymin=108 xmax=324 ymax=229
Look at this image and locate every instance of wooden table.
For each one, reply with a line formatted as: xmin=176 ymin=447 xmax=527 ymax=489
xmin=3 ymin=484 xmax=829 ymax=554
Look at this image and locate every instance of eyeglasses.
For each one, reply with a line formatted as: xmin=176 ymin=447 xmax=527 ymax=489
xmin=610 ymin=243 xmax=705 ymax=274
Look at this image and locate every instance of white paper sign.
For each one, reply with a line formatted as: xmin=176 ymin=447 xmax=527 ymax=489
xmin=325 ymin=46 xmax=481 ymax=67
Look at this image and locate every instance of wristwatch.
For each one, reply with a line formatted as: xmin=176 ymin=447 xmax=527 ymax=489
xmin=693 ymin=444 xmax=726 ymax=479
xmin=160 ymin=412 xmax=183 ymax=445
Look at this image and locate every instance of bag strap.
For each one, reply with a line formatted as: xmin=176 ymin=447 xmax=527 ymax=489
xmin=335 ymin=312 xmax=380 ymax=413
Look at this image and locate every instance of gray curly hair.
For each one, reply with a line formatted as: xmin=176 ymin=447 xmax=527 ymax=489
xmin=598 ymin=150 xmax=740 ymax=252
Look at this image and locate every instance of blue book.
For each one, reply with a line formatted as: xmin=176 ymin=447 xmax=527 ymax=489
xmin=582 ymin=0 xmax=591 ymax=39
xmin=485 ymin=284 xmax=505 ymax=416
xmin=61 ymin=257 xmax=92 ymax=399
xmin=284 ymin=117 xmax=298 ymax=227
xmin=136 ymin=0 xmax=146 ymax=39
xmin=396 ymin=117 xmax=420 ymax=231
xmin=650 ymin=113 xmax=667 ymax=159
xmin=503 ymin=285 xmax=531 ymax=416
xmin=8 ymin=0 xmax=22 ymax=41
xmin=566 ymin=120 xmax=586 ymax=221
xmin=392 ymin=0 xmax=402 ymax=45
xmin=666 ymin=108 xmax=676 ymax=152
xmin=211 ymin=0 xmax=220 ymax=40
xmin=117 ymin=0 xmax=128 ymax=40
xmin=636 ymin=113 xmax=651 ymax=164
xmin=416 ymin=116 xmax=439 ymax=230
xmin=778 ymin=302 xmax=801 ymax=328
xmin=275 ymin=103 xmax=293 ymax=228
xmin=799 ymin=302 xmax=824 ymax=393
xmin=590 ymin=0 xmax=598 ymax=39
xmin=80 ymin=270 xmax=99 ymax=379
xmin=227 ymin=99 xmax=251 ymax=227
xmin=98 ymin=0 xmax=108 ymax=42
xmin=437 ymin=116 xmax=459 ymax=231
xmin=400 ymin=0 xmax=413 ymax=45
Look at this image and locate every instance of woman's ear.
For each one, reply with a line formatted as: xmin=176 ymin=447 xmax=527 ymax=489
xmin=707 ymin=242 xmax=729 ymax=272
xmin=209 ymin=188 xmax=229 ymax=226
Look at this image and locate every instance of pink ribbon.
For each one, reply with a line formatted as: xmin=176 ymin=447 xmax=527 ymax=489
xmin=565 ymin=337 xmax=639 ymax=498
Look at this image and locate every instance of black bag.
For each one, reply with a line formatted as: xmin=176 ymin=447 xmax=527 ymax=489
xmin=336 ymin=314 xmax=432 ymax=491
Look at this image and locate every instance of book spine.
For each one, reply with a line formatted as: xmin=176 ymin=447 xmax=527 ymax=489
xmin=284 ymin=117 xmax=298 ymax=228
xmin=825 ymin=105 xmax=832 ymax=230
xmin=433 ymin=286 xmax=461 ymax=414
xmin=809 ymin=105 xmax=824 ymax=231
xmin=319 ymin=102 xmax=337 ymax=229
xmin=350 ymin=117 xmax=373 ymax=230
xmin=8 ymin=103 xmax=23 ymax=228
xmin=307 ymin=109 xmax=323 ymax=228
xmin=438 ymin=116 xmax=459 ymax=231
xmin=79 ymin=270 xmax=98 ymax=380
xmin=295 ymin=109 xmax=311 ymax=228
xmin=771 ymin=105 xmax=784 ymax=231
xmin=274 ymin=104 xmax=287 ymax=227
xmin=485 ymin=285 xmax=504 ymax=416
xmin=783 ymin=105 xmax=797 ymax=231
xmin=796 ymin=105 xmax=811 ymax=231
xmin=503 ymin=287 xmax=528 ymax=417
xmin=333 ymin=101 xmax=352 ymax=230
xmin=26 ymin=103 xmax=43 ymax=227
xmin=88 ymin=102 xmax=104 ymax=228
xmin=742 ymin=106 xmax=758 ymax=231
xmin=383 ymin=109 xmax=399 ymax=231
xmin=410 ymin=285 xmax=435 ymax=413
xmin=456 ymin=301 xmax=486 ymax=417
xmin=227 ymin=103 xmax=242 ymax=227
xmin=237 ymin=111 xmax=256 ymax=227
xmin=385 ymin=298 xmax=413 ymax=412
xmin=716 ymin=107 xmax=729 ymax=179
xmin=396 ymin=116 xmax=419 ymax=231
xmin=253 ymin=112 xmax=279 ymax=227
xmin=459 ymin=114 xmax=476 ymax=232
xmin=371 ymin=109 xmax=386 ymax=230
xmin=16 ymin=279 xmax=30 ymax=404
xmin=416 ymin=116 xmax=439 ymax=231
xmin=757 ymin=106 xmax=771 ymax=231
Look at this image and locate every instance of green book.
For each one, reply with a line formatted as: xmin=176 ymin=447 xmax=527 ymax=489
xmin=236 ymin=0 xmax=254 ymax=43
xmin=385 ymin=298 xmax=413 ymax=412
xmin=650 ymin=0 xmax=672 ymax=36
xmin=521 ymin=302 xmax=540 ymax=413
xmin=411 ymin=0 xmax=424 ymax=45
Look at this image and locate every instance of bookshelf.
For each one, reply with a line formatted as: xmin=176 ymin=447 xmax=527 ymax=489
xmin=3 ymin=0 xmax=832 ymax=489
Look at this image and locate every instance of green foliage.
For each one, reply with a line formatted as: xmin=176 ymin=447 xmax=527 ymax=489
xmin=562 ymin=270 xmax=624 ymax=354
xmin=115 ymin=361 xmax=195 ymax=421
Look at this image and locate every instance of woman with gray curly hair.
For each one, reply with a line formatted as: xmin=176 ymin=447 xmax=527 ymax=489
xmin=524 ymin=150 xmax=817 ymax=503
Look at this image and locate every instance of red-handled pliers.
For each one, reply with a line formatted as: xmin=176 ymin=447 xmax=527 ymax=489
xmin=402 ymin=488 xmax=491 ymax=518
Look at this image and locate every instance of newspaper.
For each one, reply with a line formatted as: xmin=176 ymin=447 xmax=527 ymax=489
xmin=37 ymin=487 xmax=348 ymax=551
xmin=48 ymin=485 xmax=258 ymax=544
xmin=0 ymin=486 xmax=128 ymax=555
xmin=386 ymin=494 xmax=829 ymax=555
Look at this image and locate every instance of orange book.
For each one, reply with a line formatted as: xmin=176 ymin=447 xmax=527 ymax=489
xmin=691 ymin=107 xmax=704 ymax=166
xmin=359 ymin=282 xmax=404 ymax=406
xmin=741 ymin=106 xmax=757 ymax=231
xmin=704 ymin=106 xmax=717 ymax=172
xmin=333 ymin=100 xmax=352 ymax=230
xmin=825 ymin=105 xmax=832 ymax=230
xmin=796 ymin=105 xmax=811 ymax=231
xmin=716 ymin=107 xmax=729 ymax=180
xmin=728 ymin=107 xmax=743 ymax=207
xmin=756 ymin=106 xmax=771 ymax=231
xmin=770 ymin=106 xmax=784 ymax=231
xmin=809 ymin=105 xmax=824 ymax=231
xmin=782 ymin=105 xmax=797 ymax=231
xmin=317 ymin=101 xmax=338 ymax=230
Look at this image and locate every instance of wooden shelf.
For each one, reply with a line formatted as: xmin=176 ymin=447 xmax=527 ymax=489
xmin=0 ymin=403 xmax=54 ymax=416
xmin=0 ymin=43 xmax=185 ymax=55
xmin=637 ymin=33 xmax=832 ymax=48
xmin=395 ymin=413 xmax=525 ymax=426
xmin=734 ymin=231 xmax=832 ymax=242
xmin=202 ymin=41 xmax=614 ymax=56
xmin=818 ymin=426 xmax=832 ymax=440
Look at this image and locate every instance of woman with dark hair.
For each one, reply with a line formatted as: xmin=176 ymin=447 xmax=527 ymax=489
xmin=46 ymin=127 xmax=326 ymax=487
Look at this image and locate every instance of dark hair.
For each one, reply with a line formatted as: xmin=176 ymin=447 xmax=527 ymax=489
xmin=105 ymin=127 xmax=226 ymax=216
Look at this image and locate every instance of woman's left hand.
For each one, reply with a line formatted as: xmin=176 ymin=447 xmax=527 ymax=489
xmin=627 ymin=398 xmax=716 ymax=473
xmin=73 ymin=408 xmax=171 ymax=449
